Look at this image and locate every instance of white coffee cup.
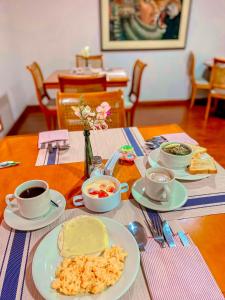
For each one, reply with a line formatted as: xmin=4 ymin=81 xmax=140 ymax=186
xmin=73 ymin=175 xmax=129 ymax=212
xmin=5 ymin=180 xmax=50 ymax=219
xmin=145 ymin=167 xmax=175 ymax=202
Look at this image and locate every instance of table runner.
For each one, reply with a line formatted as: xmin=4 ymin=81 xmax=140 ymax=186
xmin=0 ymin=201 xmax=151 ymax=300
xmin=35 ymin=127 xmax=144 ymax=166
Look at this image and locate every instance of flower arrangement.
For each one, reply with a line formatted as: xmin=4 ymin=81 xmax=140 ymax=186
xmin=72 ymin=99 xmax=111 ymax=130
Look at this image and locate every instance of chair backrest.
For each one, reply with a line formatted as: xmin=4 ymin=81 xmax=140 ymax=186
xmin=57 ymin=90 xmax=126 ymax=131
xmin=58 ymin=74 xmax=107 ymax=93
xmin=129 ymin=59 xmax=147 ymax=104
xmin=210 ymin=57 xmax=225 ymax=89
xmin=189 ymin=51 xmax=195 ymax=82
xmin=26 ymin=62 xmax=48 ymax=110
xmin=76 ymin=55 xmax=103 ymax=68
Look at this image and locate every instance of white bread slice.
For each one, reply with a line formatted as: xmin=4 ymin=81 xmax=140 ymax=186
xmin=188 ymin=156 xmax=217 ymax=174
xmin=184 ymin=143 xmax=207 ymax=157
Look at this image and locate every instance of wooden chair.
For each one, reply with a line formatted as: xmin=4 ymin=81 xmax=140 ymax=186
xmin=125 ymin=59 xmax=147 ymax=126
xmin=27 ymin=62 xmax=57 ymax=130
xmin=58 ymin=74 xmax=107 ymax=93
xmin=57 ymin=90 xmax=125 ymax=131
xmin=189 ymin=52 xmax=211 ymax=109
xmin=76 ymin=55 xmax=103 ymax=68
xmin=204 ymin=57 xmax=225 ymax=121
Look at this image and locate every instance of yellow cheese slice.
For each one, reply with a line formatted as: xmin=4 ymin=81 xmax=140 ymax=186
xmin=58 ymin=216 xmax=109 ymax=257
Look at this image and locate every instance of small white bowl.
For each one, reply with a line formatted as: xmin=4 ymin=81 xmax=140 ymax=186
xmin=73 ymin=175 xmax=129 ymax=212
xmin=159 ymin=142 xmax=193 ymax=170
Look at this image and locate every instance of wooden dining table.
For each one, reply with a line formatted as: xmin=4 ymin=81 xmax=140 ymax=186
xmin=44 ymin=69 xmax=129 ymax=90
xmin=1 ymin=123 xmax=225 ymax=296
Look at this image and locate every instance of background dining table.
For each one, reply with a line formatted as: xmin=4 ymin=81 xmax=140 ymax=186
xmin=44 ymin=69 xmax=129 ymax=89
xmin=0 ymin=124 xmax=225 ymax=297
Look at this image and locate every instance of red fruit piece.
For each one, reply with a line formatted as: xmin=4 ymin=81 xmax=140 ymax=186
xmin=98 ymin=190 xmax=109 ymax=198
xmin=88 ymin=189 xmax=99 ymax=195
xmin=106 ymin=186 xmax=116 ymax=193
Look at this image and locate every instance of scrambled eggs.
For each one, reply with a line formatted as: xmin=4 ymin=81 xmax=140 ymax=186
xmin=51 ymin=246 xmax=127 ymax=296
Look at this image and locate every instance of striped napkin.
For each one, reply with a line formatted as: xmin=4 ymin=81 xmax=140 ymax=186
xmin=38 ymin=129 xmax=69 ymax=149
xmin=141 ymin=236 xmax=224 ymax=300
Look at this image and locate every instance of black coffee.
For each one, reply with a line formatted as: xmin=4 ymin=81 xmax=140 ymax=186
xmin=19 ymin=187 xmax=46 ymax=198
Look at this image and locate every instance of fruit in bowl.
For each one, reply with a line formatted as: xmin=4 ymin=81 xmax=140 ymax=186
xmin=159 ymin=142 xmax=193 ymax=169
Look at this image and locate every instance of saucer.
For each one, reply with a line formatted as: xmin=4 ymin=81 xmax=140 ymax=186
xmin=148 ymin=148 xmax=210 ymax=181
xmin=132 ymin=178 xmax=187 ymax=211
xmin=4 ymin=189 xmax=66 ymax=231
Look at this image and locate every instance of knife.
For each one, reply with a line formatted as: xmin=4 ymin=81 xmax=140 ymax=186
xmin=162 ymin=221 xmax=176 ymax=248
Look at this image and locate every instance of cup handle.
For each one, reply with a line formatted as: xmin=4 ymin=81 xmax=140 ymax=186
xmin=120 ymin=183 xmax=129 ymax=194
xmin=73 ymin=195 xmax=84 ymax=207
xmin=5 ymin=194 xmax=18 ymax=209
xmin=162 ymin=185 xmax=171 ymax=200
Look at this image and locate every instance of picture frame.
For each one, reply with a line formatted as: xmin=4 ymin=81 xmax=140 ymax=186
xmin=100 ymin=0 xmax=191 ymax=51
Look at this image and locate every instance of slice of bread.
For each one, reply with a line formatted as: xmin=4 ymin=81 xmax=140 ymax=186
xmin=188 ymin=156 xmax=217 ymax=174
xmin=185 ymin=143 xmax=207 ymax=157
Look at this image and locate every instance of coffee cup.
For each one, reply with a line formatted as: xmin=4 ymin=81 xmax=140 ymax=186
xmin=144 ymin=167 xmax=175 ymax=202
xmin=5 ymin=180 xmax=50 ymax=219
xmin=73 ymin=175 xmax=129 ymax=212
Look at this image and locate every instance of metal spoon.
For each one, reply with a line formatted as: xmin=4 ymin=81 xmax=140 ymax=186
xmin=127 ymin=221 xmax=148 ymax=251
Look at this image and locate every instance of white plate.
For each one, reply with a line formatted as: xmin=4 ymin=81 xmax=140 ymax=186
xmin=148 ymin=148 xmax=210 ymax=181
xmin=32 ymin=217 xmax=140 ymax=300
xmin=4 ymin=189 xmax=66 ymax=231
xmin=132 ymin=178 xmax=188 ymax=211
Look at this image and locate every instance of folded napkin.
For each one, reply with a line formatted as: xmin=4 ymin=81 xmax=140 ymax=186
xmin=38 ymin=130 xmax=69 ymax=149
xmin=141 ymin=236 xmax=224 ymax=300
xmin=161 ymin=133 xmax=198 ymax=145
xmin=106 ymin=69 xmax=127 ymax=80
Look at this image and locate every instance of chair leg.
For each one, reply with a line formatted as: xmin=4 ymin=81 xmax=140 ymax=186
xmin=125 ymin=110 xmax=131 ymax=127
xmin=53 ymin=115 xmax=58 ymax=129
xmin=204 ymin=94 xmax=212 ymax=122
xmin=130 ymin=108 xmax=135 ymax=126
xmin=190 ymin=86 xmax=197 ymax=109
xmin=45 ymin=115 xmax=52 ymax=130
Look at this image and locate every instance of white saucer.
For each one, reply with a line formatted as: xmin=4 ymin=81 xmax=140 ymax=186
xmin=4 ymin=189 xmax=66 ymax=231
xmin=148 ymin=148 xmax=210 ymax=181
xmin=132 ymin=178 xmax=188 ymax=211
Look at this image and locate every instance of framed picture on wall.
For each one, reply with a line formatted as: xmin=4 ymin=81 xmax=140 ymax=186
xmin=100 ymin=0 xmax=191 ymax=50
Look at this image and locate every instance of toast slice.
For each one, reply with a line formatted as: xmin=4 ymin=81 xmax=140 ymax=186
xmin=185 ymin=143 xmax=207 ymax=157
xmin=188 ymin=156 xmax=217 ymax=174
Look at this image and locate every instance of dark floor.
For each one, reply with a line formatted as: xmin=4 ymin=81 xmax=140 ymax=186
xmin=9 ymin=101 xmax=225 ymax=166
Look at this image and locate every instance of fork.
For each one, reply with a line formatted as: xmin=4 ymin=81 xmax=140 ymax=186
xmin=145 ymin=212 xmax=166 ymax=248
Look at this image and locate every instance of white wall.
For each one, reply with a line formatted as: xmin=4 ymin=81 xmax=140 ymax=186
xmin=1 ymin=0 xmax=225 ymax=132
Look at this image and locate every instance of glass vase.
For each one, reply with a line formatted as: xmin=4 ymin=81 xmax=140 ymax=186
xmin=83 ymin=129 xmax=93 ymax=178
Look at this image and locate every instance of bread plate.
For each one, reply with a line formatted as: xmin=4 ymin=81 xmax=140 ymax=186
xmin=32 ymin=216 xmax=140 ymax=300
xmin=148 ymin=148 xmax=210 ymax=181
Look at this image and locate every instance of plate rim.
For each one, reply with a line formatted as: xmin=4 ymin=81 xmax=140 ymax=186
xmin=148 ymin=148 xmax=210 ymax=181
xmin=32 ymin=216 xmax=140 ymax=300
xmin=3 ymin=189 xmax=66 ymax=231
xmin=132 ymin=177 xmax=188 ymax=211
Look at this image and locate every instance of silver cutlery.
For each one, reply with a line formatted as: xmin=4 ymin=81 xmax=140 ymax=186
xmin=127 ymin=221 xmax=148 ymax=251
xmin=144 ymin=214 xmax=166 ymax=248
xmin=47 ymin=143 xmax=53 ymax=153
xmin=50 ymin=200 xmax=59 ymax=207
xmin=0 ymin=161 xmax=20 ymax=168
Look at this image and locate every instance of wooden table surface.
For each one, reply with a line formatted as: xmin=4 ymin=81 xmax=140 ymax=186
xmin=44 ymin=70 xmax=129 ymax=89
xmin=1 ymin=124 xmax=225 ymax=295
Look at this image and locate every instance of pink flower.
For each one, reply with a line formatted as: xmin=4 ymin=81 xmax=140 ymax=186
xmin=96 ymin=102 xmax=111 ymax=114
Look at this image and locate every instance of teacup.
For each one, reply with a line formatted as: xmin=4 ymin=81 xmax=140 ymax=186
xmin=73 ymin=175 xmax=129 ymax=212
xmin=5 ymin=180 xmax=50 ymax=219
xmin=145 ymin=167 xmax=175 ymax=202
